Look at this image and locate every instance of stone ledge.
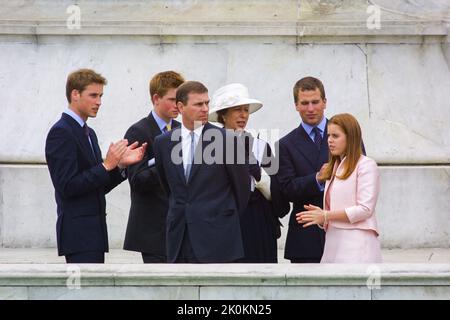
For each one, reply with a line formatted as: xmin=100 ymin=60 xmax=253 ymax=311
xmin=1 ymin=264 xmax=449 ymax=299
xmin=0 ymin=0 xmax=448 ymax=37
xmin=0 ymin=20 xmax=447 ymax=37
xmin=0 ymin=264 xmax=449 ymax=287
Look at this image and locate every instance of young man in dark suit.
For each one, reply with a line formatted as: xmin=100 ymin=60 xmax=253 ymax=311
xmin=123 ymin=71 xmax=184 ymax=263
xmin=45 ymin=69 xmax=146 ymax=263
xmin=154 ymin=81 xmax=250 ymax=263
xmin=276 ymin=77 xmax=329 ymax=263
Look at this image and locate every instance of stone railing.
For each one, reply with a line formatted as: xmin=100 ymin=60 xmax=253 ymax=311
xmin=0 ymin=263 xmax=449 ymax=299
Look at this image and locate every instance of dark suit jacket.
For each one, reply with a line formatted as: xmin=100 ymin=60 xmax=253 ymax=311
xmin=123 ymin=113 xmax=180 ymax=256
xmin=154 ymin=122 xmax=250 ymax=263
xmin=276 ymin=123 xmax=328 ymax=260
xmin=45 ymin=113 xmax=125 ymax=256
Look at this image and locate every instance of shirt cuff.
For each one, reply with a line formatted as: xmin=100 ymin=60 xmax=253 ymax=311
xmin=316 ymin=176 xmax=325 ymax=192
xmin=148 ymin=158 xmax=155 ymax=167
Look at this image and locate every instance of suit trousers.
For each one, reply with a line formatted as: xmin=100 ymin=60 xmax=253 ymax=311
xmin=141 ymin=253 xmax=166 ymax=263
xmin=175 ymin=227 xmax=199 ymax=263
xmin=65 ymin=251 xmax=105 ymax=263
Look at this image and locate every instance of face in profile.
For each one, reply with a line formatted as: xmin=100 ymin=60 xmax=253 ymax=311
xmin=222 ymin=105 xmax=249 ymax=131
xmin=71 ymin=83 xmax=104 ymax=121
xmin=327 ymin=123 xmax=347 ymax=158
xmin=296 ymin=88 xmax=326 ymax=126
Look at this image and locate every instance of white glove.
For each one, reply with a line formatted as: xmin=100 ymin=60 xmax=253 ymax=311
xmin=255 ymin=171 xmax=271 ymax=201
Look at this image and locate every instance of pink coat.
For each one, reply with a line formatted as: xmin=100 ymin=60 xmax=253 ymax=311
xmin=324 ymin=155 xmax=380 ymax=235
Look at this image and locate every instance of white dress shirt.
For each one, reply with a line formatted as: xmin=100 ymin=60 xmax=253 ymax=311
xmin=181 ymin=124 xmax=204 ymax=173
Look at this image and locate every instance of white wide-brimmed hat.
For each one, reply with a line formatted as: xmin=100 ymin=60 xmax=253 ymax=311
xmin=208 ymin=83 xmax=263 ymax=122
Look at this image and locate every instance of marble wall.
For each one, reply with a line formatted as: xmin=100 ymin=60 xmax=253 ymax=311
xmin=0 ymin=0 xmax=449 ymax=250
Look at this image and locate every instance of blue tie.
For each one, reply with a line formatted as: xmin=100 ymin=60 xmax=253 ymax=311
xmin=185 ymin=131 xmax=195 ymax=181
xmin=313 ymin=127 xmax=322 ymax=150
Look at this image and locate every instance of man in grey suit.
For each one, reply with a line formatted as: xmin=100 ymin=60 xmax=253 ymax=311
xmin=154 ymin=81 xmax=250 ymax=263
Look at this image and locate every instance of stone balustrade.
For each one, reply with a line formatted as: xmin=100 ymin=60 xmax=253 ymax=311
xmin=0 ymin=263 xmax=449 ymax=299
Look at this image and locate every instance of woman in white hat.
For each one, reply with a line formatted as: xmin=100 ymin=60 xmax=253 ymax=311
xmin=209 ymin=83 xmax=284 ymax=263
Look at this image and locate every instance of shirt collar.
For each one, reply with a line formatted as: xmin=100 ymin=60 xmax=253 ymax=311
xmin=181 ymin=123 xmax=204 ymax=139
xmin=151 ymin=111 xmax=172 ymax=132
xmin=301 ymin=116 xmax=327 ymax=136
xmin=64 ymin=108 xmax=85 ymax=128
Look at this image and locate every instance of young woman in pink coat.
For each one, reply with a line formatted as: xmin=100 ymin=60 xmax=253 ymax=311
xmin=297 ymin=113 xmax=382 ymax=263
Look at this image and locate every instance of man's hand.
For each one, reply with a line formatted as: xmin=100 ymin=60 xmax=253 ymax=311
xmin=103 ymin=139 xmax=128 ymax=171
xmin=316 ymin=163 xmax=329 ymax=184
xmin=118 ymin=142 xmax=148 ymax=168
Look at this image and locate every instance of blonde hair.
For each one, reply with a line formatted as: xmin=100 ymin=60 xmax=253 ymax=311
xmin=319 ymin=113 xmax=363 ymax=181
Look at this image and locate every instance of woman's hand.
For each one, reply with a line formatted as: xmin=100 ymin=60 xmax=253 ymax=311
xmin=296 ymin=204 xmax=326 ymax=228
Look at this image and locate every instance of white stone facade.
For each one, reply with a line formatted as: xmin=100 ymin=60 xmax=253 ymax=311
xmin=0 ymin=1 xmax=449 ymax=249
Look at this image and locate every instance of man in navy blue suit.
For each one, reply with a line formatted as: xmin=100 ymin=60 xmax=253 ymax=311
xmin=45 ymin=69 xmax=146 ymax=263
xmin=154 ymin=81 xmax=250 ymax=263
xmin=276 ymin=77 xmax=329 ymax=263
xmin=123 ymin=71 xmax=185 ymax=263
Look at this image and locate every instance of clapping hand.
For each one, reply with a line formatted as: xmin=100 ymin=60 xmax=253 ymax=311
xmin=118 ymin=142 xmax=148 ymax=168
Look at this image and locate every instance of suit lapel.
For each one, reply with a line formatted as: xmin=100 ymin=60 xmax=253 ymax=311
xmin=89 ymin=130 xmax=102 ymax=164
xmin=293 ymin=125 xmax=321 ymax=170
xmin=61 ymin=113 xmax=97 ymax=166
xmin=187 ymin=122 xmax=216 ymax=183
xmin=167 ymin=127 xmax=186 ymax=184
xmin=147 ymin=113 xmax=164 ymax=140
xmin=324 ymin=160 xmax=339 ymax=209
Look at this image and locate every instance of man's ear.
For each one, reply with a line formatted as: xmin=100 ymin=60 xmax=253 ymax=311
xmin=176 ymin=101 xmax=184 ymax=113
xmin=323 ymin=98 xmax=327 ymax=108
xmin=71 ymin=89 xmax=80 ymax=102
xmin=152 ymin=93 xmax=160 ymax=106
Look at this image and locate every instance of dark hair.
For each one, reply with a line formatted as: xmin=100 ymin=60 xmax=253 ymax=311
xmin=66 ymin=69 xmax=107 ymax=103
xmin=149 ymin=70 xmax=185 ymax=103
xmin=319 ymin=113 xmax=363 ymax=181
xmin=176 ymin=81 xmax=208 ymax=105
xmin=293 ymin=76 xmax=326 ymax=104
xmin=216 ymin=109 xmax=228 ymax=125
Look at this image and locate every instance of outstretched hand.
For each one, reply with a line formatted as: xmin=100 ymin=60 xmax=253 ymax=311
xmin=118 ymin=142 xmax=148 ymax=168
xmin=296 ymin=204 xmax=325 ymax=228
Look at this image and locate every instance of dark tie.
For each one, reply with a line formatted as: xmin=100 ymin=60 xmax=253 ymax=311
xmin=313 ymin=126 xmax=322 ymax=150
xmin=83 ymin=124 xmax=97 ymax=160
xmin=83 ymin=123 xmax=89 ymax=136
xmin=185 ymin=131 xmax=195 ymax=181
